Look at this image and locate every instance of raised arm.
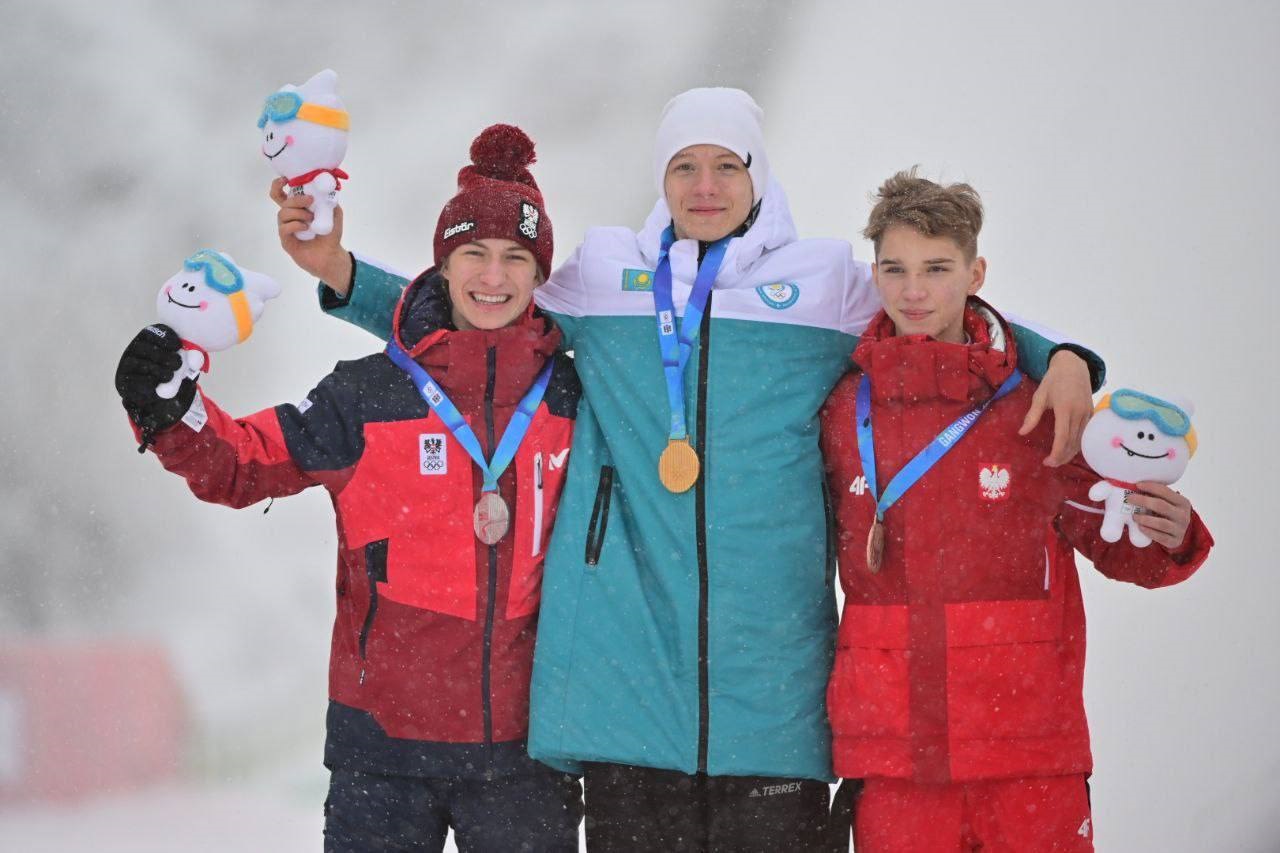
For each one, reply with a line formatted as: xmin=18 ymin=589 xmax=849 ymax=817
xmin=270 ymin=177 xmax=408 ymax=341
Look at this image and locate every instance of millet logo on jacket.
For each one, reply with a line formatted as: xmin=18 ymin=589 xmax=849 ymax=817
xmin=548 ymin=448 xmax=570 ymax=470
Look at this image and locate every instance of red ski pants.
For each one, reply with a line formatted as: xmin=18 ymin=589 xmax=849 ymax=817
xmin=851 ymin=774 xmax=1094 ymax=852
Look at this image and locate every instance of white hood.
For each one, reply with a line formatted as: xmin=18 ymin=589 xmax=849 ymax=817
xmin=635 ymin=174 xmax=800 ymax=281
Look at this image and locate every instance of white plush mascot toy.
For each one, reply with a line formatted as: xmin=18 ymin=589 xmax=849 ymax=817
xmin=1081 ymin=389 xmax=1198 ymax=547
xmin=155 ymin=249 xmax=281 ymax=398
xmin=258 ymin=68 xmax=349 ymax=240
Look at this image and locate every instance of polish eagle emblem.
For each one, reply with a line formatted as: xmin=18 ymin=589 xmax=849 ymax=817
xmin=979 ymin=463 xmax=1011 ymax=500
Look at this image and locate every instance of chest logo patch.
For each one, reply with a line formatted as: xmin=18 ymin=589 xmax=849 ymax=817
xmin=756 ymin=282 xmax=800 ymax=309
xmin=548 ymin=448 xmax=570 ymax=470
xmin=979 ymin=463 xmax=1011 ymax=500
xmin=420 ymin=433 xmax=447 ymax=475
xmin=622 ymin=268 xmax=655 ymax=291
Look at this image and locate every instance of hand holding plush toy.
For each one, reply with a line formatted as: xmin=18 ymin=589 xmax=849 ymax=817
xmin=258 ymin=69 xmax=349 ymax=241
xmin=155 ymin=249 xmax=281 ymax=397
xmin=1080 ymin=389 xmax=1198 ymax=547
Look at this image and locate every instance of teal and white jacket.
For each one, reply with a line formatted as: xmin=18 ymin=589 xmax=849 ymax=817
xmin=320 ymin=177 xmax=1103 ymax=781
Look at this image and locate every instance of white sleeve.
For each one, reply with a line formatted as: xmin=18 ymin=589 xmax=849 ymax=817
xmin=535 ymin=242 xmax=587 ymax=319
xmin=534 ymin=241 xmax=587 ymax=348
xmin=840 ymin=251 xmax=881 ymax=336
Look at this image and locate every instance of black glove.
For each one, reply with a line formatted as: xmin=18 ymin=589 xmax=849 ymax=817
xmin=115 ymin=324 xmax=198 ymax=449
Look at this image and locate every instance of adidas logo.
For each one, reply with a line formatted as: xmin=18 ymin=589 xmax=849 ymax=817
xmin=749 ymin=782 xmax=802 ymax=798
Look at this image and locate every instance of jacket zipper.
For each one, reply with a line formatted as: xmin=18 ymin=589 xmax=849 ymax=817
xmin=532 ymin=452 xmax=544 ymax=557
xmin=358 ymin=539 xmax=388 ymax=685
xmin=481 ymin=346 xmax=498 ymax=750
xmin=584 ymin=465 xmax=614 ymax=566
xmin=694 ymin=289 xmax=713 ymax=774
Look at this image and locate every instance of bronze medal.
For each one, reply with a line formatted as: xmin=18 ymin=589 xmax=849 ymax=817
xmin=658 ymin=437 xmax=700 ymax=493
xmin=865 ymin=519 xmax=884 ymax=574
xmin=473 ymin=492 xmax=510 ymax=545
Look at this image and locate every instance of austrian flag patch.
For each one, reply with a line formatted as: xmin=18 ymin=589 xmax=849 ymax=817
xmin=979 ymin=463 xmax=1011 ymax=501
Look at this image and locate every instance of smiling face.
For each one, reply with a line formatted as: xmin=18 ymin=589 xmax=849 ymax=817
xmin=260 ymin=116 xmax=347 ymax=180
xmin=156 ymin=269 xmax=241 ymax=350
xmin=441 ymin=238 xmax=542 ymax=331
xmin=873 ymin=226 xmax=986 ymax=344
xmin=663 ymin=145 xmax=755 ymax=242
xmin=155 ymin=254 xmax=281 ymax=351
xmin=1080 ymin=408 xmax=1192 ymax=484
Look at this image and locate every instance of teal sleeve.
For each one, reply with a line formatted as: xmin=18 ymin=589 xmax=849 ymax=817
xmin=316 ymin=257 xmax=409 ymax=342
xmin=1010 ymin=323 xmax=1107 ymax=391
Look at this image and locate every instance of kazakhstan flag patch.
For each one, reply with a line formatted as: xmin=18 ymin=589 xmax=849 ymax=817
xmin=622 ymin=268 xmax=656 ymax=291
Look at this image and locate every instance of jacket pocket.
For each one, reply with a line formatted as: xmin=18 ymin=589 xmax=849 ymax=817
xmin=531 ymin=452 xmax=545 ymax=558
xmin=358 ymin=539 xmax=389 ymax=682
xmin=584 ymin=465 xmax=614 ymax=566
xmin=829 ymin=605 xmax=912 ymax=740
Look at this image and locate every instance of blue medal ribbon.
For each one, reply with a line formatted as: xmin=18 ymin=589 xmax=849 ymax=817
xmin=652 ymin=225 xmax=730 ymax=439
xmin=855 ymin=369 xmax=1022 ymax=521
xmin=386 ymin=341 xmax=553 ymax=492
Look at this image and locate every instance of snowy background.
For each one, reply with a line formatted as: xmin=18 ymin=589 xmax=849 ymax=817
xmin=1 ymin=1 xmax=1275 ymax=850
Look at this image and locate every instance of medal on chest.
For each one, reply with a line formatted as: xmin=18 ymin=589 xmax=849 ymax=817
xmin=650 ymin=227 xmax=729 ymax=494
xmin=865 ymin=519 xmax=885 ymax=574
xmin=658 ymin=437 xmax=700 ymax=493
xmin=473 ymin=492 xmax=511 ymax=545
xmin=854 ymin=370 xmax=1022 ymax=573
xmin=386 ymin=341 xmax=554 ymax=544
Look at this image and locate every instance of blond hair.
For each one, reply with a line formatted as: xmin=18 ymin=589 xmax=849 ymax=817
xmin=864 ymin=168 xmax=984 ymax=259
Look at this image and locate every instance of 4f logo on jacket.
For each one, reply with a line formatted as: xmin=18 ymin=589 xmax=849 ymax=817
xmin=849 ymin=475 xmax=868 ymax=495
xmin=420 ymin=434 xmax=447 ymax=475
xmin=979 ymin=463 xmax=1010 ymax=500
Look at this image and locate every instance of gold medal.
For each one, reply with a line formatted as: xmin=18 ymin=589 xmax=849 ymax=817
xmin=865 ymin=519 xmax=884 ymax=574
xmin=473 ymin=492 xmax=511 ymax=545
xmin=658 ymin=437 xmax=700 ymax=494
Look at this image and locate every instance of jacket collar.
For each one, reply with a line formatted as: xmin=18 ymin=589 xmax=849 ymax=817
xmin=390 ymin=269 xmax=560 ymax=409
xmin=636 ymin=174 xmax=799 ymax=279
xmin=852 ymin=297 xmax=1018 ymax=405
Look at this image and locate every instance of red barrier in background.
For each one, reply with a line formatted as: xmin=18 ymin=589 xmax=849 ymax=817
xmin=0 ymin=641 xmax=185 ymax=803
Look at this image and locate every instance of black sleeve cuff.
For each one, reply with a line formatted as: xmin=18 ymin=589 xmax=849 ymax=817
xmin=318 ymin=252 xmax=357 ymax=310
xmin=1050 ymin=342 xmax=1106 ymax=392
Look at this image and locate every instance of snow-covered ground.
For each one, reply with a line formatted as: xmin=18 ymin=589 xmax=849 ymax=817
xmin=2 ymin=1 xmax=1276 ymax=850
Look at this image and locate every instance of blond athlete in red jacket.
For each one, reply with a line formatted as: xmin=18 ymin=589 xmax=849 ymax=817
xmin=820 ymin=170 xmax=1213 ymax=852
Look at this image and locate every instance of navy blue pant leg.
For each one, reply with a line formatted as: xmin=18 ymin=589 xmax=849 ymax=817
xmin=324 ymin=768 xmax=450 ymax=853
xmin=449 ymin=772 xmax=583 ymax=853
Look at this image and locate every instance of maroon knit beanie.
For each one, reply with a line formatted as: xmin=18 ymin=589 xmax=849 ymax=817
xmin=433 ymin=124 xmax=553 ymax=279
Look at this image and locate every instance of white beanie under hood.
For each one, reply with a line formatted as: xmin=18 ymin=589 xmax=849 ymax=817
xmin=653 ymin=87 xmax=770 ymax=204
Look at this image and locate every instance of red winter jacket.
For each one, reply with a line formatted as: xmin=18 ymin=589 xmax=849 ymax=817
xmin=143 ymin=271 xmax=579 ymax=779
xmin=820 ymin=301 xmax=1212 ymax=784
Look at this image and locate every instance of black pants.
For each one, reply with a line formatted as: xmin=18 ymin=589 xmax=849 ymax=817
xmin=583 ymin=762 xmax=831 ymax=853
xmin=324 ymin=767 xmax=583 ymax=853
